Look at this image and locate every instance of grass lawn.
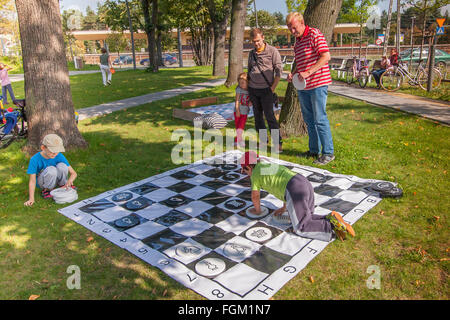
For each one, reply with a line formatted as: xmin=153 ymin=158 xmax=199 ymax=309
xmin=0 ymin=68 xmax=448 ymax=300
xmin=9 ymin=66 xmax=215 ymax=109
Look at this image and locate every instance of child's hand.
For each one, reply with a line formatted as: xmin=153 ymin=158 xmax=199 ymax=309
xmin=236 ymin=110 xmax=241 ymax=117
xmin=273 ymin=204 xmax=287 ymax=216
xmin=249 ymin=207 xmax=261 ymax=214
xmin=24 ymin=199 xmax=34 ymax=206
xmin=63 ymin=181 xmax=73 ymax=189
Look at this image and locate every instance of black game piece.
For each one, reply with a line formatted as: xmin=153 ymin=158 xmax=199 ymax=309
xmin=380 ymin=187 xmax=403 ymax=198
xmin=307 ymin=173 xmax=328 ymax=183
xmin=224 ymin=199 xmax=246 ymax=210
xmin=371 ymin=181 xmax=395 ymax=192
xmin=114 ymin=215 xmax=140 ymax=228
xmin=111 ymin=192 xmax=133 ymax=202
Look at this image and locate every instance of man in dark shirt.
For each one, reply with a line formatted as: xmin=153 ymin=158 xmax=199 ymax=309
xmin=247 ymin=28 xmax=283 ymax=153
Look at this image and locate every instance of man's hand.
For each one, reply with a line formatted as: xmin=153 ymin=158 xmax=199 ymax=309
xmin=287 ymin=73 xmax=294 ymax=82
xmin=299 ymin=71 xmax=309 ymax=80
xmin=24 ymin=199 xmax=34 ymax=207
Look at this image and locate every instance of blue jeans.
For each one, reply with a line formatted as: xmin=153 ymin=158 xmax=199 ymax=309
xmin=2 ymin=84 xmax=16 ymax=104
xmin=297 ymin=85 xmax=334 ymax=155
xmin=371 ymin=69 xmax=386 ymax=85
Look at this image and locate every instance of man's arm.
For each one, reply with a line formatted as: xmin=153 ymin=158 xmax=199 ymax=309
xmin=24 ymin=174 xmax=36 ymax=206
xmin=271 ymin=76 xmax=280 ymax=92
xmin=299 ymin=51 xmax=331 ymax=79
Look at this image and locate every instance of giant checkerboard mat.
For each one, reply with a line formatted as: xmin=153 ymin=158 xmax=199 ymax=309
xmin=187 ymin=102 xmax=281 ymax=121
xmin=58 ymin=151 xmax=389 ymax=300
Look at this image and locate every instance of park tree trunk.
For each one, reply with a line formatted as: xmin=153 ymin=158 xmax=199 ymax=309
xmin=383 ymin=0 xmax=394 ymax=56
xmin=15 ymin=0 xmax=87 ymax=154
xmin=225 ymin=0 xmax=248 ymax=87
xmin=208 ymin=0 xmax=232 ymax=77
xmin=141 ymin=0 xmax=154 ymax=67
xmin=151 ymin=0 xmax=159 ymax=72
xmin=279 ymin=0 xmax=343 ymax=139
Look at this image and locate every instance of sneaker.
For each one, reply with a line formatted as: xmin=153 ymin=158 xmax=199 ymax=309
xmin=107 ymin=80 xmax=112 ymax=85
xmin=326 ymin=211 xmax=355 ymax=241
xmin=313 ymin=154 xmax=335 ymax=165
xmin=41 ymin=189 xmax=53 ymax=199
xmin=298 ymin=150 xmax=319 ymax=159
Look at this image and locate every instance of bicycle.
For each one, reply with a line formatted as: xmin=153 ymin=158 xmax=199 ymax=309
xmin=0 ymin=98 xmax=27 ymax=149
xmin=346 ymin=56 xmax=370 ymax=88
xmin=380 ymin=60 xmax=442 ymax=92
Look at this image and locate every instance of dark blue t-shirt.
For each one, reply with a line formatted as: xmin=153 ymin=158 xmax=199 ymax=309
xmin=27 ymin=152 xmax=70 ymax=186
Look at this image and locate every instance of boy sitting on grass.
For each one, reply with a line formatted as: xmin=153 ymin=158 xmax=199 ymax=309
xmin=239 ymin=151 xmax=355 ymax=241
xmin=24 ymin=134 xmax=77 ymax=206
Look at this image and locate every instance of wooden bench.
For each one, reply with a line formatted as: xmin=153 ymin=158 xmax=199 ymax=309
xmin=181 ymin=96 xmax=218 ymax=108
xmin=174 ymin=97 xmax=218 ymax=121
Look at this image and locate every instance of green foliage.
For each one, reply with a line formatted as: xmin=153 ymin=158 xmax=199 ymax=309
xmin=105 ymin=32 xmax=129 ymax=54
xmin=285 ymin=0 xmax=308 ymax=13
xmin=98 ymin=0 xmax=145 ymax=32
xmin=246 ymin=9 xmax=280 ymax=43
xmin=340 ymin=0 xmax=379 ymax=25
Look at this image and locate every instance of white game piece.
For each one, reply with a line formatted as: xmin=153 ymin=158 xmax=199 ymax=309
xmin=245 ymin=206 xmax=269 ymax=219
xmin=272 ymin=211 xmax=292 ymax=226
xmin=245 ymin=227 xmax=272 ymax=242
xmin=292 ymin=74 xmax=307 ymax=90
xmin=50 ymin=187 xmax=78 ymax=204
xmin=195 ymin=258 xmax=226 ymax=277
xmin=175 ymin=245 xmax=203 ymax=259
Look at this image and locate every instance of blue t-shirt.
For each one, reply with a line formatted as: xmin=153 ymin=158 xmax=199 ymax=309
xmin=27 ymin=152 xmax=70 ymax=186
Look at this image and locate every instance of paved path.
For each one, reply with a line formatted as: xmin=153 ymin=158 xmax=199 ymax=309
xmin=8 ymin=68 xmax=143 ymax=83
xmin=77 ymin=78 xmax=226 ymax=120
xmin=328 ymin=81 xmax=450 ymax=126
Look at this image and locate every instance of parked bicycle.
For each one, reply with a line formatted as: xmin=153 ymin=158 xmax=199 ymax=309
xmin=0 ymin=98 xmax=27 ymax=149
xmin=346 ymin=56 xmax=370 ymax=88
xmin=380 ymin=60 xmax=442 ymax=92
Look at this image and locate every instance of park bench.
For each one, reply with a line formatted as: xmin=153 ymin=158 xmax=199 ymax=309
xmin=329 ymin=57 xmax=346 ymax=77
xmin=330 ymin=58 xmax=351 ymax=79
xmin=282 ymin=55 xmax=295 ymax=70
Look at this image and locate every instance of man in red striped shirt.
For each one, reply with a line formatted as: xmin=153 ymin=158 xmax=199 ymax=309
xmin=286 ymin=12 xmax=335 ymax=165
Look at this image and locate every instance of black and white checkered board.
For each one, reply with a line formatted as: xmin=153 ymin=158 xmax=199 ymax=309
xmin=58 ymin=151 xmax=388 ymax=300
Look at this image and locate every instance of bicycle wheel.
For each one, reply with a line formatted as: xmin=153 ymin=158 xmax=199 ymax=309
xmin=0 ymin=122 xmax=18 ymax=149
xmin=358 ymin=68 xmax=369 ymax=88
xmin=346 ymin=68 xmax=354 ymax=84
xmin=380 ymin=69 xmax=402 ymax=92
xmin=417 ymin=68 xmax=442 ymax=91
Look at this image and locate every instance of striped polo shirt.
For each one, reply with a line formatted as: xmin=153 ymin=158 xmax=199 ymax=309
xmin=294 ymin=25 xmax=332 ymax=90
